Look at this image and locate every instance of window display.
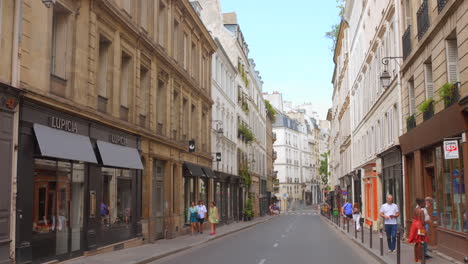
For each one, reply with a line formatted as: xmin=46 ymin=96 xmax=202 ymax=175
xmin=101 ymin=168 xmax=133 ymax=229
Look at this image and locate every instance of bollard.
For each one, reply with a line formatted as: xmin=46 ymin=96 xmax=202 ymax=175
xmin=379 ymin=229 xmax=383 ymax=256
xmin=396 ymin=231 xmax=401 ymax=264
xmin=347 ymin=219 xmax=350 ymax=233
xmin=361 ymin=222 xmax=364 ymax=243
xmin=354 ymin=220 xmax=357 ymax=239
xmin=421 ymin=242 xmax=425 ymax=264
xmin=370 ymin=222 xmax=373 ymax=249
xmin=338 ymin=215 xmax=341 ymax=228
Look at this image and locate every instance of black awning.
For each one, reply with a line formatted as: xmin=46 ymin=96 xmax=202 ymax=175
xmin=96 ymin=140 xmax=143 ymax=170
xmin=33 ymin=124 xmax=97 ymax=163
xmin=184 ymin=162 xmax=205 ymax=177
xmin=202 ymin=167 xmax=216 ymax=178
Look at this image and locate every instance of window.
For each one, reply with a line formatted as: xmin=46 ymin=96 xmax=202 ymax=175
xmin=97 ymin=37 xmax=111 ymax=98
xmin=139 ymin=65 xmax=149 ymax=126
xmin=120 ymin=52 xmax=132 ymax=116
xmin=101 ymin=168 xmax=133 ymax=229
xmin=424 ymin=62 xmax=434 ymax=98
xmin=172 ymin=90 xmax=180 ymax=140
xmin=191 ymin=104 xmax=198 ymax=141
xmin=182 ymin=98 xmax=189 ymax=140
xmin=173 ymin=20 xmax=179 ymax=60
xmin=183 ymin=33 xmax=189 ymax=70
xmin=408 ymin=79 xmax=416 ymax=115
xmin=140 ymin=0 xmax=148 ymax=30
xmin=33 ymin=159 xmax=85 ymax=258
xmin=158 ymin=2 xmax=167 ymax=48
xmin=51 ymin=5 xmax=70 ymax=79
xmin=446 ymin=39 xmax=459 ymax=83
xmin=191 ymin=42 xmax=197 ymax=79
xmin=183 ymin=177 xmax=195 ymax=224
xmin=156 ymin=79 xmax=167 ymax=135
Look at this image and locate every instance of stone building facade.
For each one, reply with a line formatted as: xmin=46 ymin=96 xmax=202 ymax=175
xmin=12 ymin=0 xmax=216 ymax=263
xmin=398 ymin=0 xmax=468 ymax=260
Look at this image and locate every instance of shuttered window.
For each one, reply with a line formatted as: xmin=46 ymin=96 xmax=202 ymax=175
xmin=408 ymin=80 xmax=416 ymax=115
xmin=424 ymin=62 xmax=434 ymax=98
xmin=446 ymin=39 xmax=459 ymax=83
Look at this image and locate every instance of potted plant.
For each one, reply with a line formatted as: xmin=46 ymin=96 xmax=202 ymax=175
xmin=439 ymin=82 xmax=459 ymax=108
xmin=238 ymin=123 xmax=255 ymax=143
xmin=243 ymin=197 xmax=254 ymax=221
xmin=406 ymin=115 xmax=416 ymax=131
xmin=418 ymin=98 xmax=434 ymax=121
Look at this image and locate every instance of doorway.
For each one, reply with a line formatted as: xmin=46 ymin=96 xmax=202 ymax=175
xmin=152 ymin=160 xmax=165 ymax=240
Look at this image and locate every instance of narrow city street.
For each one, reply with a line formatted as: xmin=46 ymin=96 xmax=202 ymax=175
xmin=150 ymin=209 xmax=377 ymax=264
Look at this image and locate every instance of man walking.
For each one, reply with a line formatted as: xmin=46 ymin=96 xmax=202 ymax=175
xmin=341 ymin=200 xmax=353 ymax=227
xmin=380 ymin=194 xmax=400 ymax=254
xmin=197 ymin=200 xmax=207 ymax=234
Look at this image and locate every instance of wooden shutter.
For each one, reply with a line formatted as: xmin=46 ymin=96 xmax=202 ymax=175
xmin=446 ymin=39 xmax=459 ymax=83
xmin=424 ymin=63 xmax=434 ymax=98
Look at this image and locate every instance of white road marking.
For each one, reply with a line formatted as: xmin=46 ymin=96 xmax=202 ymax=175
xmin=273 ymin=243 xmax=279 ymax=248
xmin=258 ymin=259 xmax=266 ymax=264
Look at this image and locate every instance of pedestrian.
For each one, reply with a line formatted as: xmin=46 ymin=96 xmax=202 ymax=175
xmin=197 ymin=200 xmax=207 ymax=234
xmin=341 ymin=199 xmax=353 ymax=227
xmin=408 ymin=198 xmax=428 ymax=263
xmin=423 ymin=197 xmax=433 ymax=259
xmin=209 ymin=202 xmax=219 ymax=235
xmin=379 ymin=194 xmax=400 ymax=254
xmin=188 ymin=202 xmax=198 ymax=235
xmin=352 ymin=203 xmax=361 ymax=231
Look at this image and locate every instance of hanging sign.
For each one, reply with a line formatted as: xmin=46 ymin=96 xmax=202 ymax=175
xmin=443 ymin=140 xmax=459 ymax=159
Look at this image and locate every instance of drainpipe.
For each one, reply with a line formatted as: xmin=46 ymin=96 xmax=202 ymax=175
xmin=10 ymin=0 xmax=23 ymax=262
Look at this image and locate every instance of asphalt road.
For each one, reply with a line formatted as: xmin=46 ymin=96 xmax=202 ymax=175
xmin=150 ymin=209 xmax=378 ymax=264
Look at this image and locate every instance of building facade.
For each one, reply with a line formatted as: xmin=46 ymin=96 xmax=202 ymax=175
xmin=13 ymin=1 xmax=216 ymax=263
xmin=398 ymin=0 xmax=468 ymax=260
xmin=345 ymin=0 xmax=404 ymax=229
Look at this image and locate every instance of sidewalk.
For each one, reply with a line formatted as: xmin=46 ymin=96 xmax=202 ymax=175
xmin=321 ymin=215 xmax=462 ymax=264
xmin=64 ymin=216 xmax=274 ymax=264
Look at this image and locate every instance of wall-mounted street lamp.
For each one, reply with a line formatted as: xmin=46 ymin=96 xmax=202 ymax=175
xmin=42 ymin=0 xmax=56 ymax=8
xmin=380 ymin=56 xmax=403 ymax=89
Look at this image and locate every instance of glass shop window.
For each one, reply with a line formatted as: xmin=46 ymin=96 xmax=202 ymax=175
xmin=101 ymin=168 xmax=133 ymax=228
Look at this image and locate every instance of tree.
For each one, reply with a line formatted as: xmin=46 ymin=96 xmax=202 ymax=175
xmin=319 ymin=151 xmax=330 ymax=186
xmin=325 ymin=0 xmax=345 ymax=52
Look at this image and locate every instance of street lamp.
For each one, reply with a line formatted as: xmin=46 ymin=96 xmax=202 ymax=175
xmin=212 ymin=120 xmax=224 ymax=135
xmin=380 ymin=56 xmax=403 ymax=89
xmin=42 ymin=0 xmax=56 ymax=8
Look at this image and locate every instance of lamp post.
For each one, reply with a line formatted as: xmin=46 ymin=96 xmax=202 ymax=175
xmin=380 ymin=56 xmax=403 ymax=89
xmin=42 ymin=0 xmax=56 ymax=8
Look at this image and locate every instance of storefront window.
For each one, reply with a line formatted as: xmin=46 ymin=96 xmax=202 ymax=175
xmin=32 ymin=159 xmax=85 ymax=259
xmin=101 ymin=168 xmax=132 ymax=229
xmin=199 ymin=178 xmax=208 ymax=205
xmin=436 ymin=141 xmax=467 ymax=233
xmin=184 ymin=177 xmax=195 ymax=224
xmin=227 ymin=185 xmax=231 ymax=219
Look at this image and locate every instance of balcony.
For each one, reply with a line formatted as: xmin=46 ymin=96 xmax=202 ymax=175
xmin=406 ymin=115 xmax=416 ymax=132
xmin=437 ymin=0 xmax=448 ymax=13
xmin=402 ymin=26 xmax=412 ymax=60
xmin=417 ymin=0 xmax=430 ymax=40
xmin=272 ymin=132 xmax=277 ymax=142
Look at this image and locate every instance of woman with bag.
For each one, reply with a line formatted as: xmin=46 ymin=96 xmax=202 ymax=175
xmin=188 ymin=202 xmax=198 ymax=235
xmin=209 ymin=202 xmax=219 ymax=235
xmin=408 ymin=198 xmax=428 ymax=262
xmin=352 ymin=203 xmax=361 ymax=231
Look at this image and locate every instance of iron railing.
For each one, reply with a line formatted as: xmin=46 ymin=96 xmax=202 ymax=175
xmin=402 ymin=26 xmax=412 ymax=60
xmin=437 ymin=0 xmax=448 ymax=13
xmin=417 ymin=0 xmax=430 ymax=40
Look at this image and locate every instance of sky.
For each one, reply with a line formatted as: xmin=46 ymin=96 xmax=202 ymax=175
xmin=220 ymin=0 xmax=340 ymax=119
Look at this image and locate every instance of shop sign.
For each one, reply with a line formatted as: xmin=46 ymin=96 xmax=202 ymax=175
xmin=443 ymin=140 xmax=459 ymax=159
xmin=50 ymin=116 xmax=78 ymax=133
xmin=110 ymin=134 xmax=128 ymax=146
xmin=0 ymin=95 xmax=19 ymax=111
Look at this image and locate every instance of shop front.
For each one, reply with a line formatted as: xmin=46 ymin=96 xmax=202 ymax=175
xmin=380 ymin=147 xmax=404 ymax=228
xmin=213 ymin=171 xmax=238 ymax=224
xmin=362 ymin=163 xmax=380 ymax=230
xmin=15 ymin=101 xmax=143 ymax=264
xmin=0 ymin=84 xmax=21 ymax=264
xmin=353 ymin=170 xmax=362 ymax=209
xmin=400 ymin=103 xmax=467 ymax=261
xmin=182 ymin=162 xmax=213 ymax=225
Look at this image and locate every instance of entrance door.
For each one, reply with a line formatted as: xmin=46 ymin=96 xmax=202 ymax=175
xmin=152 ymin=160 xmax=164 ymax=240
xmin=0 ymin=111 xmax=13 ymax=263
xmin=425 ymin=167 xmax=437 ymax=245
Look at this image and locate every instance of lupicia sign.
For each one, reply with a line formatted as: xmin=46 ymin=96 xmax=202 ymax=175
xmin=443 ymin=140 xmax=459 ymax=159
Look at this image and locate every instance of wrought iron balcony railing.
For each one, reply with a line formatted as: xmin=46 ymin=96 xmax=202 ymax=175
xmin=402 ymin=26 xmax=412 ymax=60
xmin=437 ymin=0 xmax=448 ymax=13
xmin=417 ymin=0 xmax=430 ymax=40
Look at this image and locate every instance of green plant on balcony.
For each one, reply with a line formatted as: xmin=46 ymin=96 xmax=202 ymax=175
xmin=241 ymin=100 xmax=249 ymax=113
xmin=418 ymin=98 xmax=434 ymax=121
xmin=264 ymin=100 xmax=276 ymax=122
xmin=238 ymin=123 xmax=254 ymax=143
xmin=439 ymin=82 xmax=459 ymax=107
xmin=406 ymin=115 xmax=416 ymax=131
xmin=239 ymin=164 xmax=252 ymax=188
xmin=243 ymin=196 xmax=254 ymax=220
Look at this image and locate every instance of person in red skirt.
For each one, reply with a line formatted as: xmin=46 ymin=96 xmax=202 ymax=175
xmin=408 ymin=198 xmax=428 ymax=262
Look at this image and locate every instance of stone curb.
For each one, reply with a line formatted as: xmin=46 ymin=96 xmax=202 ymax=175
xmin=320 ymin=215 xmax=463 ymax=264
xmin=132 ymin=216 xmax=276 ymax=264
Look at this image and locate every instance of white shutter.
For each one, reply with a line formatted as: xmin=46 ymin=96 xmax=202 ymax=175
xmin=446 ymin=39 xmax=459 ymax=83
xmin=424 ymin=63 xmax=434 ymax=98
xmin=409 ymin=81 xmax=416 ymax=115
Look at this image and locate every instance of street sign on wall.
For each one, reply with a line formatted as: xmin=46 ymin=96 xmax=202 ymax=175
xmin=444 ymin=140 xmax=459 ymax=159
